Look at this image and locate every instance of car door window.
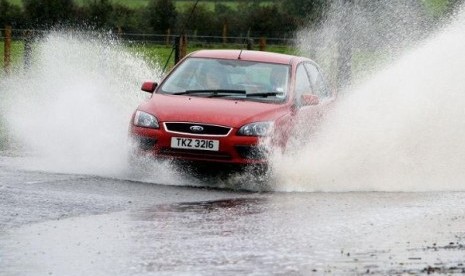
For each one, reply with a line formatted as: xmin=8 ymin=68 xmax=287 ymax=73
xmin=304 ymin=62 xmax=329 ymax=98
xmin=295 ymin=64 xmax=312 ymax=97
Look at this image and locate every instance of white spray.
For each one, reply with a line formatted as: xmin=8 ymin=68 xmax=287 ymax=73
xmin=0 ymin=32 xmax=186 ymax=183
xmin=2 ymin=4 xmax=464 ymax=192
xmin=272 ymin=4 xmax=465 ymax=192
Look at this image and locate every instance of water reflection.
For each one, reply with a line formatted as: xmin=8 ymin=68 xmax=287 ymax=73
xmin=134 ymin=197 xmax=265 ymax=221
xmin=129 ymin=198 xmax=272 ymax=275
xmin=1 ymin=192 xmax=464 ymax=275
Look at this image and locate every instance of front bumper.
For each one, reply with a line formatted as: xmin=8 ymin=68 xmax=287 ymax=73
xmin=130 ymin=126 xmax=269 ymax=165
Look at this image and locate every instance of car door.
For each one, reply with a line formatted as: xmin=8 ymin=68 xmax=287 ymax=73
xmin=290 ymin=62 xmax=331 ymax=146
xmin=304 ymin=62 xmax=332 ymax=102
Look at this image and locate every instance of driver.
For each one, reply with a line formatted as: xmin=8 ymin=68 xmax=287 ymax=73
xmin=199 ymin=66 xmax=225 ymax=90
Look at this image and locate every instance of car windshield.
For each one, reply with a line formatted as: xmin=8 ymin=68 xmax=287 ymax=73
xmin=159 ymin=57 xmax=290 ymax=103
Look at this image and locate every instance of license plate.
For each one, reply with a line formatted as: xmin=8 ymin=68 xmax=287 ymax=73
xmin=171 ymin=137 xmax=219 ymax=151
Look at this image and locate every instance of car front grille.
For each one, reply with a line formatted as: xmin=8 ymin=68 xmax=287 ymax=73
xmin=164 ymin=122 xmax=231 ymax=136
xmin=159 ymin=148 xmax=232 ymax=160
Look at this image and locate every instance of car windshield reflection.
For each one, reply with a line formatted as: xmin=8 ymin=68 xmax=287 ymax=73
xmin=160 ymin=57 xmax=290 ymax=103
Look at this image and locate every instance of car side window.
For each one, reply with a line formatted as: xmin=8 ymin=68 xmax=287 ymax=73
xmin=295 ymin=64 xmax=312 ymax=97
xmin=304 ymin=62 xmax=329 ymax=98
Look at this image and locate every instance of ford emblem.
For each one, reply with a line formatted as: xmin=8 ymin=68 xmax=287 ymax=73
xmin=190 ymin=125 xmax=204 ymax=132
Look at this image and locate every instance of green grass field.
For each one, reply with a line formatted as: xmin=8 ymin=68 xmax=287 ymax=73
xmin=0 ymin=39 xmax=294 ymax=76
xmin=128 ymin=42 xmax=294 ymax=69
xmin=6 ymin=0 xmax=272 ymax=10
xmin=0 ymin=40 xmax=24 ymax=75
xmin=6 ymin=0 xmax=449 ymax=10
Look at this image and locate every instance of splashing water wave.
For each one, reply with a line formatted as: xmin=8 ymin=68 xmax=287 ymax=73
xmin=2 ymin=8 xmax=465 ymax=193
xmin=0 ymin=32 xmax=188 ymax=184
xmin=272 ymin=7 xmax=465 ymax=192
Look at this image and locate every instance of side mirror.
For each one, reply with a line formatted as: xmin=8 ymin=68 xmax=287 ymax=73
xmin=301 ymin=94 xmax=319 ymax=106
xmin=141 ymin=81 xmax=158 ymax=93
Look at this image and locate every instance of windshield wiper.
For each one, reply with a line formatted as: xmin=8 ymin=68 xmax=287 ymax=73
xmin=246 ymin=92 xmax=283 ymax=98
xmin=173 ymin=89 xmax=246 ymax=96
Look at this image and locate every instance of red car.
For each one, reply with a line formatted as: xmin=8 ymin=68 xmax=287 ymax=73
xmin=129 ymin=50 xmax=334 ymax=169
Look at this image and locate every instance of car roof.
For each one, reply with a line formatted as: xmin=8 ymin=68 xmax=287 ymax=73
xmin=188 ymin=49 xmax=308 ymax=65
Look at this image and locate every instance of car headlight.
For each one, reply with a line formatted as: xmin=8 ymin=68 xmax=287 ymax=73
xmin=238 ymin=122 xmax=274 ymax=136
xmin=133 ymin=110 xmax=159 ymax=129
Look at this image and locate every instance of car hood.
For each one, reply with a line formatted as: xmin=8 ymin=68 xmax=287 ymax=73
xmin=138 ymin=94 xmax=290 ymax=128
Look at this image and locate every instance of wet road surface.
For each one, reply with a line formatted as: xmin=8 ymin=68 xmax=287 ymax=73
xmin=1 ymin=155 xmax=465 ymax=275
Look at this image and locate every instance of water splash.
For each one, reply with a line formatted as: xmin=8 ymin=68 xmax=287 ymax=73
xmin=272 ymin=4 xmax=465 ymax=192
xmin=3 ymin=4 xmax=465 ymax=193
xmin=0 ymin=31 xmax=174 ymax=179
xmin=296 ymin=0 xmax=434 ymax=88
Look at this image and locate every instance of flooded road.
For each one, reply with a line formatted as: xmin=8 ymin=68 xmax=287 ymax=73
xmin=1 ymin=155 xmax=465 ymax=275
xmin=2 ymin=3 xmax=465 ymax=275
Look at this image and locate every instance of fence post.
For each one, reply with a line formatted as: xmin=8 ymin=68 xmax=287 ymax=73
xmin=180 ymin=34 xmax=187 ymax=60
xmin=246 ymin=39 xmax=253 ymax=50
xmin=222 ymin=22 xmax=228 ymax=45
xmin=166 ymin=28 xmax=171 ymax=46
xmin=24 ymin=30 xmax=33 ymax=70
xmin=4 ymin=25 xmax=12 ymax=74
xmin=174 ymin=35 xmax=180 ymax=64
xmin=117 ymin=26 xmax=123 ymax=39
xmin=259 ymin=37 xmax=266 ymax=51
xmin=174 ymin=34 xmax=187 ymax=65
xmin=336 ymin=0 xmax=354 ymax=88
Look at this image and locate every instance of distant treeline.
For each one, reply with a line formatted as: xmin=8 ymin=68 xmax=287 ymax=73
xmin=0 ymin=0 xmax=461 ymax=38
xmin=0 ymin=0 xmax=326 ymax=38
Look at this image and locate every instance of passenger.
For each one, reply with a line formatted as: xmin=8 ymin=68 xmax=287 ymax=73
xmin=269 ymin=67 xmax=287 ymax=93
xmin=200 ymin=66 xmax=224 ymax=90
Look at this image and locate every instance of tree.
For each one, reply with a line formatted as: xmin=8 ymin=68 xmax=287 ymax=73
xmin=246 ymin=4 xmax=297 ymax=37
xmin=0 ymin=0 xmax=22 ymax=27
xmin=215 ymin=2 xmax=252 ymax=37
xmin=109 ymin=4 xmax=142 ymax=33
xmin=280 ymin=0 xmax=328 ymax=26
xmin=87 ymin=0 xmax=113 ymax=29
xmin=147 ymin=0 xmax=177 ymax=33
xmin=23 ymin=0 xmax=76 ymax=28
xmin=176 ymin=3 xmax=217 ymax=35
